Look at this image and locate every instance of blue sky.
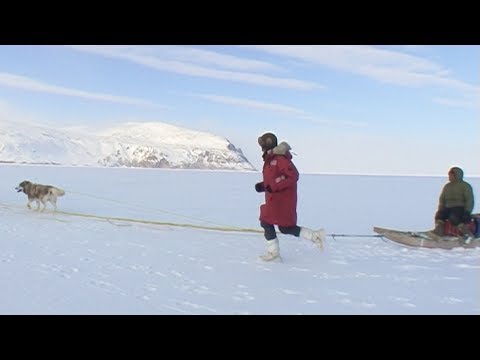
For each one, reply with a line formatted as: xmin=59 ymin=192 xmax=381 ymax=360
xmin=0 ymin=45 xmax=478 ymax=175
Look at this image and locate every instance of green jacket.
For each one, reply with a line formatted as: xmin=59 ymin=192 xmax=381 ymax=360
xmin=438 ymin=167 xmax=474 ymax=213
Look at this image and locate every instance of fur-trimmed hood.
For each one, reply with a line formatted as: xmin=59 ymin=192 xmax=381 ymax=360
xmin=272 ymin=142 xmax=292 ymax=156
xmin=263 ymin=142 xmax=292 ymax=161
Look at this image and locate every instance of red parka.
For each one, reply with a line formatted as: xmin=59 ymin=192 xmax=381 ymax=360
xmin=259 ymin=143 xmax=299 ymax=227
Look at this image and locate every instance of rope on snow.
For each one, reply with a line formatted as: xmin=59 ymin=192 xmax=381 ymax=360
xmin=2 ymin=200 xmax=384 ymax=238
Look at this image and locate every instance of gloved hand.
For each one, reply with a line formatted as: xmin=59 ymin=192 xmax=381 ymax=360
xmin=255 ymin=182 xmax=265 ymax=193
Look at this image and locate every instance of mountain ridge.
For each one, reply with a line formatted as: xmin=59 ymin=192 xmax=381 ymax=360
xmin=0 ymin=120 xmax=256 ymax=171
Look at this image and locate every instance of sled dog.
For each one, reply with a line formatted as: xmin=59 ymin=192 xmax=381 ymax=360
xmin=15 ymin=180 xmax=65 ymax=212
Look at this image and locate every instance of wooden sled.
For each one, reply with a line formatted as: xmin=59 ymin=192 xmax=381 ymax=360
xmin=373 ymin=226 xmax=479 ymax=250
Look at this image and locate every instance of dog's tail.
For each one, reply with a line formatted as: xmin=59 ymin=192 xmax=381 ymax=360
xmin=49 ymin=187 xmax=65 ymax=197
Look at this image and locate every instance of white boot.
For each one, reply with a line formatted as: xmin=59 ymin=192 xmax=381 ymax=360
xmin=300 ymin=227 xmax=325 ymax=251
xmin=464 ymin=236 xmax=474 ymax=245
xmin=260 ymin=238 xmax=282 ymax=262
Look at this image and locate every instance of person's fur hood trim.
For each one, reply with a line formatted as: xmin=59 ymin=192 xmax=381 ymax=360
xmin=272 ymin=142 xmax=292 ymax=155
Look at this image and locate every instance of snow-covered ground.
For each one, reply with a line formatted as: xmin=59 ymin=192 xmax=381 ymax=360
xmin=1 ymin=164 xmax=479 ymax=314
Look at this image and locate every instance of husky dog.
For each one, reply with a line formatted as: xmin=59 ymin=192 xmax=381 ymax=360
xmin=15 ymin=180 xmax=65 ymax=212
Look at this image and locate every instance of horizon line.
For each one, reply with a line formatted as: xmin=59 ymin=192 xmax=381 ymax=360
xmin=1 ymin=163 xmax=478 ymax=178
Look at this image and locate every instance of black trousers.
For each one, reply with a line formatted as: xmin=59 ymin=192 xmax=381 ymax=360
xmin=261 ymin=221 xmax=301 ymax=240
xmin=435 ymin=207 xmax=471 ymax=226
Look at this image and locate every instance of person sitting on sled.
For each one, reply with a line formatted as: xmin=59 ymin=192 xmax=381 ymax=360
xmin=433 ymin=166 xmax=475 ymax=241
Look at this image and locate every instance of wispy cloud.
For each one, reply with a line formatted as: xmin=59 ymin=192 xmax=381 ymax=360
xmin=189 ymin=93 xmax=367 ymax=128
xmin=381 ymin=45 xmax=427 ymax=53
xmin=242 ymin=45 xmax=479 ymax=94
xmin=149 ymin=46 xmax=284 ymax=72
xmin=195 ymin=93 xmax=308 ymax=116
xmin=0 ymin=72 xmax=161 ymax=107
xmin=433 ymin=97 xmax=479 ymax=109
xmin=66 ymin=45 xmax=322 ymax=90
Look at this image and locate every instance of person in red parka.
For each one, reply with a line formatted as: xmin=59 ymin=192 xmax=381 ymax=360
xmin=255 ymin=132 xmax=325 ymax=261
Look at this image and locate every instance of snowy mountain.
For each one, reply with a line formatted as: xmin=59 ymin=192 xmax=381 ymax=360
xmin=0 ymin=120 xmax=255 ymax=171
